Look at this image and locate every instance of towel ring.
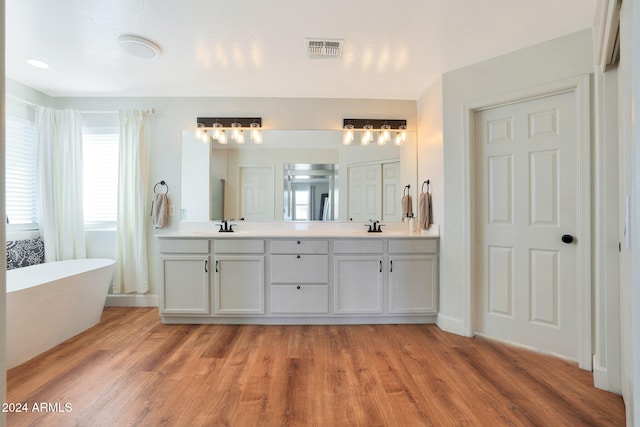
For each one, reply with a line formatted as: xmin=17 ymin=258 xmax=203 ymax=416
xmin=422 ymin=180 xmax=430 ymax=193
xmin=154 ymin=180 xmax=169 ymax=195
xmin=403 ymin=184 xmax=411 ymax=196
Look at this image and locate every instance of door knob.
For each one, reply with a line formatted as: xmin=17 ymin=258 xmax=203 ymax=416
xmin=561 ymin=234 xmax=574 ymax=244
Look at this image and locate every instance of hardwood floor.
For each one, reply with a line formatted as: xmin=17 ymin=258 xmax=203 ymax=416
xmin=7 ymin=307 xmax=625 ymax=426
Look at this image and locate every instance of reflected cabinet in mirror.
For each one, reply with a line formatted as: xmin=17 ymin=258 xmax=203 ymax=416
xmin=180 ymin=130 xmax=417 ymax=222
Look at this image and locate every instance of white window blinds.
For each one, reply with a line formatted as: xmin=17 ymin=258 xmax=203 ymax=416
xmin=5 ymin=114 xmax=38 ymax=228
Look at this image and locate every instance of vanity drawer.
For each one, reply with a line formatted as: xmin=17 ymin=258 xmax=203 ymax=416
xmin=159 ymin=239 xmax=209 ymax=254
xmin=334 ymin=239 xmax=384 ymax=254
xmin=271 ymin=284 xmax=329 ymax=314
xmin=270 ymin=254 xmax=329 ymax=283
xmin=270 ymin=240 xmax=329 ymax=254
xmin=214 ymin=239 xmax=265 ymax=254
xmin=388 ymin=239 xmax=438 ymax=254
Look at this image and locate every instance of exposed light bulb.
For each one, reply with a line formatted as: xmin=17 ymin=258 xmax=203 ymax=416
xmin=399 ymin=124 xmax=407 ymax=142
xmin=362 ymin=124 xmax=373 ymax=145
xmin=218 ymin=131 xmax=227 ymax=144
xmin=212 ymin=122 xmax=224 ymax=140
xmin=250 ymin=122 xmax=262 ymax=144
xmin=381 ymin=124 xmax=391 ymax=143
xmin=394 ymin=131 xmax=402 ymax=146
xmin=343 ymin=124 xmax=354 ymax=145
xmin=201 ymin=130 xmax=210 ymax=143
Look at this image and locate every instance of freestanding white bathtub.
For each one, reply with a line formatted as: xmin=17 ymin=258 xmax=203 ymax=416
xmin=6 ymin=258 xmax=115 ymax=369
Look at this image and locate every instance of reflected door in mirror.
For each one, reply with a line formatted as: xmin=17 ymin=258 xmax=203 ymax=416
xmin=241 ymin=166 xmax=274 ymax=221
xmin=348 ymin=161 xmax=400 ymax=221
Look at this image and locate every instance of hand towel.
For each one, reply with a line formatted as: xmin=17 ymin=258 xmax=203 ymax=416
xmin=152 ymin=193 xmax=169 ymax=229
xmin=419 ymin=191 xmax=433 ymax=230
xmin=401 ymin=194 xmax=413 ymax=220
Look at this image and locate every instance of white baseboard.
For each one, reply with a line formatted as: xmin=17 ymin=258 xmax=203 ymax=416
xmin=437 ymin=313 xmax=467 ymax=336
xmin=593 ymin=354 xmax=622 ymax=394
xmin=106 ymin=294 xmax=159 ymax=307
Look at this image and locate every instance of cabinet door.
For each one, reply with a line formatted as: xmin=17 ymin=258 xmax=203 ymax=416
xmin=388 ymin=255 xmax=438 ymax=314
xmin=334 ymin=256 xmax=383 ymax=314
xmin=214 ymin=255 xmax=265 ymax=314
xmin=160 ymin=255 xmax=210 ymax=315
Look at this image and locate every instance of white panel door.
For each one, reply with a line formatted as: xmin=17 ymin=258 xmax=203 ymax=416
xmin=348 ymin=164 xmax=381 ymax=221
xmin=475 ymin=91 xmax=578 ymax=359
xmin=240 ymin=166 xmax=274 ymax=221
xmin=382 ymin=161 xmax=401 ymax=221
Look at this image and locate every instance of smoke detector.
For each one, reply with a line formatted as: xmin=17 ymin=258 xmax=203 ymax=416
xmin=118 ymin=35 xmax=162 ymax=59
xmin=305 ymin=38 xmax=343 ymax=58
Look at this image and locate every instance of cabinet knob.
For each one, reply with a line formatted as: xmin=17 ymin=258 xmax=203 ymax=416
xmin=297 ymin=285 xmax=301 ymax=290
xmin=297 ymin=240 xmax=301 ymax=244
xmin=296 ymin=255 xmax=301 ymax=259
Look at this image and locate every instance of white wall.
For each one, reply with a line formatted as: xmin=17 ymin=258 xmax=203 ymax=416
xmin=417 ymin=77 xmax=443 ymax=227
xmin=617 ymin=0 xmax=640 ymax=423
xmin=440 ymin=30 xmax=594 ymax=336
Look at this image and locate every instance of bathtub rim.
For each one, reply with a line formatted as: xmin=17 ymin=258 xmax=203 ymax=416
xmin=6 ymin=258 xmax=115 ymax=293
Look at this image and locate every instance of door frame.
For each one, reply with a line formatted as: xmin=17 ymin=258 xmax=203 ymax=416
xmin=462 ymin=75 xmax=592 ymax=370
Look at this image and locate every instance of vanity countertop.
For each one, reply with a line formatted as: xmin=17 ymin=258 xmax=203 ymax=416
xmin=157 ymin=222 xmax=440 ymax=239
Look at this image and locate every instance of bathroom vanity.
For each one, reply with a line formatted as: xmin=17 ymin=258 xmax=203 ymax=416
xmin=157 ymin=224 xmax=439 ymax=324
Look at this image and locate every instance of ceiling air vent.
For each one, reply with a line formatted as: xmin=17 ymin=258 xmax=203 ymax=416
xmin=305 ymin=39 xmax=343 ymax=58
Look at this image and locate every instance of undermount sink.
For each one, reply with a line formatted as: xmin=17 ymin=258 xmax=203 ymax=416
xmin=192 ymin=230 xmax=249 ymax=235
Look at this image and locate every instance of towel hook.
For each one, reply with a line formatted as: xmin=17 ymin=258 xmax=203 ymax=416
xmin=403 ymin=184 xmax=411 ymax=196
xmin=422 ymin=180 xmax=430 ymax=193
xmin=154 ymin=180 xmax=169 ymax=195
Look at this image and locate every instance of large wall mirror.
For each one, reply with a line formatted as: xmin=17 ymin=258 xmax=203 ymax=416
xmin=181 ymin=129 xmax=417 ymax=222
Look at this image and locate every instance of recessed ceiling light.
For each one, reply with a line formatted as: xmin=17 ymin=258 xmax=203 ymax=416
xmin=26 ymin=59 xmax=50 ymax=69
xmin=118 ymin=35 xmax=162 ymax=59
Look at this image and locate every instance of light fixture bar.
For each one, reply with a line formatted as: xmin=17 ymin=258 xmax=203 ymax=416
xmin=342 ymin=119 xmax=407 ymax=130
xmin=197 ymin=117 xmax=261 ymax=128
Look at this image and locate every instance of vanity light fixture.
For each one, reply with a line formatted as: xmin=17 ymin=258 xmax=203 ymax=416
xmin=231 ymin=122 xmax=243 ymax=143
xmin=195 ymin=117 xmax=262 ymax=144
xmin=342 ymin=123 xmax=355 ymax=145
xmin=343 ymin=119 xmax=407 ymax=146
xmin=362 ymin=124 xmax=374 ymax=146
xmin=250 ymin=121 xmax=263 ymax=144
xmin=378 ymin=124 xmax=391 ymax=145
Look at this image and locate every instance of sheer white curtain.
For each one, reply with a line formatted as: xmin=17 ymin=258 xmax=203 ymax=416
xmin=114 ymin=110 xmax=150 ymax=294
xmin=36 ymin=107 xmax=86 ymax=262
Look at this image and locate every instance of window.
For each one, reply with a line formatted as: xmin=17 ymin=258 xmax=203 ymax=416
xmin=5 ymin=114 xmax=38 ymax=229
xmin=293 ymin=185 xmax=311 ymax=221
xmin=82 ymin=130 xmax=119 ymax=227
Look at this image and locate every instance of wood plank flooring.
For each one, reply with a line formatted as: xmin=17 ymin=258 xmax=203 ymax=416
xmin=7 ymin=307 xmax=625 ymax=426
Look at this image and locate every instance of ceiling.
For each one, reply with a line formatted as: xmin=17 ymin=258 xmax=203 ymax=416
xmin=6 ymin=0 xmax=597 ymax=100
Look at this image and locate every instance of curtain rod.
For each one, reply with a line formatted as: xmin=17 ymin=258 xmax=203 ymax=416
xmin=6 ymin=95 xmax=38 ymax=109
xmin=6 ymin=97 xmax=156 ymax=116
xmin=80 ymin=109 xmax=156 ymax=115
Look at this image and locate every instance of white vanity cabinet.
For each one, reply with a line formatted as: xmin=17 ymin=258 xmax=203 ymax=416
xmin=269 ymin=239 xmax=330 ymax=314
xmin=158 ymin=233 xmax=439 ymax=324
xmin=388 ymin=239 xmax=438 ymax=314
xmin=213 ymin=239 xmax=265 ymax=314
xmin=333 ymin=239 xmax=384 ymax=314
xmin=159 ymin=239 xmax=210 ymax=315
